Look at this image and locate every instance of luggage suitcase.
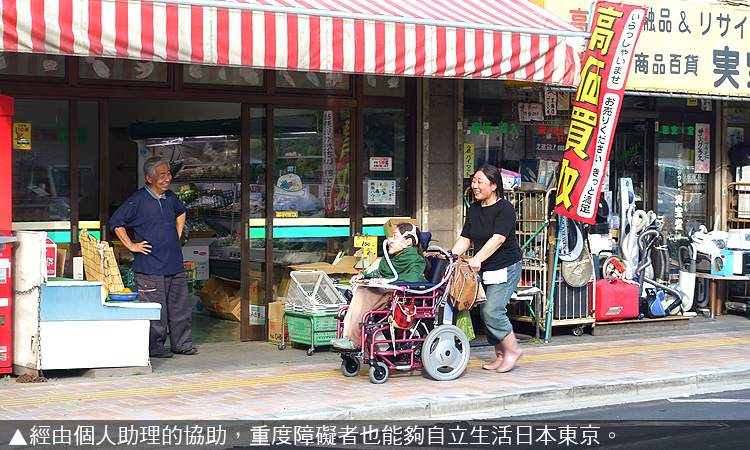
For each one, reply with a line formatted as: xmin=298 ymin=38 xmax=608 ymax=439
xmin=595 ymin=278 xmax=639 ymax=321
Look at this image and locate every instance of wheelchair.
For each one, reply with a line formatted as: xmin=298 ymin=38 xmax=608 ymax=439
xmin=333 ymin=245 xmax=471 ymax=384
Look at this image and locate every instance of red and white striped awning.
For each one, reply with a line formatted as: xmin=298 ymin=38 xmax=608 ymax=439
xmin=0 ymin=0 xmax=587 ymax=85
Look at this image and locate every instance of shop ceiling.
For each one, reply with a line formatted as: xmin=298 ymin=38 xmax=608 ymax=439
xmin=0 ymin=0 xmax=587 ymax=86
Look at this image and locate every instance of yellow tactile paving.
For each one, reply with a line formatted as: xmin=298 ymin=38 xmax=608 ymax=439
xmin=1 ymin=335 xmax=746 ymax=409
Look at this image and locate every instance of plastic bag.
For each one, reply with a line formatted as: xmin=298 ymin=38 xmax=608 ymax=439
xmin=455 ymin=309 xmax=475 ymax=342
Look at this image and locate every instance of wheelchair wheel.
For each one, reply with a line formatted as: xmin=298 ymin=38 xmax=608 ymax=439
xmin=422 ymin=325 xmax=470 ymax=381
xmin=341 ymin=355 xmax=361 ymax=377
xmin=369 ymin=361 xmax=389 ymax=384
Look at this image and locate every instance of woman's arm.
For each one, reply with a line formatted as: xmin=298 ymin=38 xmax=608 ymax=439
xmin=466 ymin=234 xmax=506 ymax=272
xmin=451 ymin=236 xmax=472 ymax=257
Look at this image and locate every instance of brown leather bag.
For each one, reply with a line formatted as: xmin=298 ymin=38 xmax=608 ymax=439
xmin=448 ymin=260 xmax=487 ymax=311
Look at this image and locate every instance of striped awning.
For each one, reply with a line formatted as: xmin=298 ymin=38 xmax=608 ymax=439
xmin=0 ymin=0 xmax=587 ymax=85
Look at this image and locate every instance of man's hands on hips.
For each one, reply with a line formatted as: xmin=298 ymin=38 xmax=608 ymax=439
xmin=128 ymin=241 xmax=152 ymax=254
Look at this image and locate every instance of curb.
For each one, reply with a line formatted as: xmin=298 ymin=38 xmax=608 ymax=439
xmin=249 ymin=367 xmax=750 ymax=420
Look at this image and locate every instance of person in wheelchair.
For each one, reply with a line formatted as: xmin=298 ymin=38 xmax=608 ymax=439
xmin=330 ymin=223 xmax=431 ymax=350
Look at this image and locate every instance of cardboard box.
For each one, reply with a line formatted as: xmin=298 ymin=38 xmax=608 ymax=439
xmin=383 ymin=218 xmax=418 ymax=239
xmin=45 ymin=238 xmax=57 ymax=277
xmin=182 ymin=238 xmax=214 ymax=280
xmin=268 ymin=301 xmax=291 ymax=345
xmin=198 ymin=275 xmax=266 ymax=322
xmin=520 ymin=159 xmax=557 ymax=191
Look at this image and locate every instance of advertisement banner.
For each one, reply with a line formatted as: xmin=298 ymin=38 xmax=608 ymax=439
xmin=554 ymin=2 xmax=647 ymax=224
xmin=546 ymin=0 xmax=750 ymax=97
xmin=695 ymin=123 xmax=710 ymax=174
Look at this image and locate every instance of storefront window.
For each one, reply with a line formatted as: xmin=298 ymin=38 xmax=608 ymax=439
xmin=78 ymin=102 xmax=100 ymax=222
xmin=183 ymin=65 xmax=264 ymax=87
xmin=80 ymin=58 xmax=168 ymax=82
xmin=611 ymin=119 xmax=648 ymax=210
xmin=462 ymin=114 xmax=525 ymax=173
xmin=363 ymin=108 xmax=406 ymax=217
xmin=0 ymin=53 xmax=65 ymax=77
xmin=275 ymin=71 xmax=350 ymax=90
xmin=12 ymin=100 xmax=73 ymax=243
xmin=657 ymin=122 xmax=707 ymax=240
xmin=363 ymin=76 xmax=406 ymax=97
xmin=272 ymin=109 xmax=351 ymax=264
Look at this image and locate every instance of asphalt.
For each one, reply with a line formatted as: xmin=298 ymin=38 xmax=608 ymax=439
xmin=0 ymin=312 xmax=748 ymax=421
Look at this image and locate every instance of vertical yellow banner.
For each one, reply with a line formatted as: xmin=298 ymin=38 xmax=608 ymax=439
xmin=463 ymin=143 xmax=475 ymax=178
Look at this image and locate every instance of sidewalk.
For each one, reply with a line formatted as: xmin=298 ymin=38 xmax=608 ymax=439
xmin=0 ymin=314 xmax=748 ymax=420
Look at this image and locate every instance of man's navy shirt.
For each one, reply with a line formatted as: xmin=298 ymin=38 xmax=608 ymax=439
xmin=110 ymin=185 xmax=186 ymax=275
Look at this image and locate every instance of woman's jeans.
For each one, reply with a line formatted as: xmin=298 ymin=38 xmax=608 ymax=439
xmin=480 ymin=260 xmax=522 ymax=346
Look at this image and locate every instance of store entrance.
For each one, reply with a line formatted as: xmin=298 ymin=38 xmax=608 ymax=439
xmin=108 ymin=99 xmax=245 ymax=344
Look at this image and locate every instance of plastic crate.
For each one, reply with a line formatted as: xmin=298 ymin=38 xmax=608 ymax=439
xmin=286 ymin=312 xmax=338 ymax=346
xmin=287 ymin=270 xmax=346 ymax=313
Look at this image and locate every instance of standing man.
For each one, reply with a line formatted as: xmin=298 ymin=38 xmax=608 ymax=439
xmin=111 ymin=156 xmax=197 ymax=358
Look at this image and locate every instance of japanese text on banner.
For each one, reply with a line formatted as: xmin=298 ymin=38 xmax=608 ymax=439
xmin=554 ymin=2 xmax=647 ymax=224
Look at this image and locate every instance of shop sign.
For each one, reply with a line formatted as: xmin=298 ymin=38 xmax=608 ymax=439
xmin=518 ymin=103 xmax=544 ymax=122
xmin=12 ymin=122 xmax=31 ymax=150
xmin=463 ymin=143 xmax=475 ymax=177
xmin=369 ymin=157 xmax=392 ymax=172
xmin=468 ymin=121 xmax=520 ymax=136
xmin=659 ymin=124 xmax=695 ymax=136
xmin=554 ymin=2 xmax=647 ymax=224
xmin=545 ymin=0 xmax=750 ymax=97
xmin=354 ymin=235 xmax=378 ymax=255
xmin=275 ymin=211 xmax=298 ymax=218
xmin=695 ymin=123 xmax=710 ymax=174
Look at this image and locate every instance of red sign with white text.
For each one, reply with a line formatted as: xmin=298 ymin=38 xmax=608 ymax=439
xmin=554 ymin=2 xmax=647 ymax=224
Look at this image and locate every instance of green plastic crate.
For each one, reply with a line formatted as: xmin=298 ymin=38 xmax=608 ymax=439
xmin=286 ymin=312 xmax=338 ymax=347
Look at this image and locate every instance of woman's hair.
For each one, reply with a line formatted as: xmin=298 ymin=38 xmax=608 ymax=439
xmin=475 ymin=164 xmax=504 ymax=199
xmin=395 ymin=222 xmax=431 ymax=274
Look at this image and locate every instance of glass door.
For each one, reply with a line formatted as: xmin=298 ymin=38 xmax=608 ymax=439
xmin=271 ymin=109 xmax=352 ymax=267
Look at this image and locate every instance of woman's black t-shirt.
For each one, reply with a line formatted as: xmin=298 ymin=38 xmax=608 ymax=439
xmin=460 ymin=198 xmax=522 ymax=272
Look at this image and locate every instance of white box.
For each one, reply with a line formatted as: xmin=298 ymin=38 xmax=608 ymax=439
xmin=181 ymin=238 xmax=214 ymax=280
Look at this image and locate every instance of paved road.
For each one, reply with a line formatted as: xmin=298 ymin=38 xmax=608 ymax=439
xmin=509 ymin=387 xmax=750 ymax=421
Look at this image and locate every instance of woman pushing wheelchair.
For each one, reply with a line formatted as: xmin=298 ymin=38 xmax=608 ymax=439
xmin=451 ymin=165 xmax=523 ymax=373
xmin=330 ymin=223 xmax=430 ymax=350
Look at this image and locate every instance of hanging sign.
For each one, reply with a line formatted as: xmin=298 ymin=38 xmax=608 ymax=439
xmin=695 ymin=123 xmax=710 ymax=174
xmin=544 ymin=91 xmax=558 ymax=116
xmin=12 ymin=122 xmax=31 ymax=150
xmin=554 ymin=2 xmax=647 ymax=224
xmin=518 ymin=103 xmax=544 ymax=122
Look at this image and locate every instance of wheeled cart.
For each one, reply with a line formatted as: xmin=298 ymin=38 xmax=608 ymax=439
xmin=506 ymin=189 xmax=596 ymax=338
xmin=279 ymin=311 xmax=338 ymax=356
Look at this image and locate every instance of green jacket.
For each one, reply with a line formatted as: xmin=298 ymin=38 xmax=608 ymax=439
xmin=370 ymin=246 xmax=428 ymax=283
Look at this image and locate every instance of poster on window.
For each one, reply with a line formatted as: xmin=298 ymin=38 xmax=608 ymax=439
xmin=322 ymin=111 xmax=335 ymax=211
xmin=367 ymin=179 xmax=396 ymax=205
xmin=553 ymin=2 xmax=647 ymax=224
xmin=695 ymin=123 xmax=710 ymax=174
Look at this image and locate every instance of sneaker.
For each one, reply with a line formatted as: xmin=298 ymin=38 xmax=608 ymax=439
xmin=173 ymin=347 xmax=198 ymax=355
xmin=150 ymin=350 xmax=174 ymax=358
xmin=331 ymin=338 xmax=357 ymax=350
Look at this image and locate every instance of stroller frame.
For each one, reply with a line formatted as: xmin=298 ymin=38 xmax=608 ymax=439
xmin=333 ymin=245 xmax=471 ymax=384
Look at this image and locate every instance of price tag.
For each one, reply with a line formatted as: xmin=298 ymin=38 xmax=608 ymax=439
xmin=354 ymin=235 xmax=378 ymax=255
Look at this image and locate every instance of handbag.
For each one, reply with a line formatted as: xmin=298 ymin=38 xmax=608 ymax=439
xmin=391 ymin=301 xmax=417 ymax=329
xmin=448 ymin=260 xmax=487 ymax=311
